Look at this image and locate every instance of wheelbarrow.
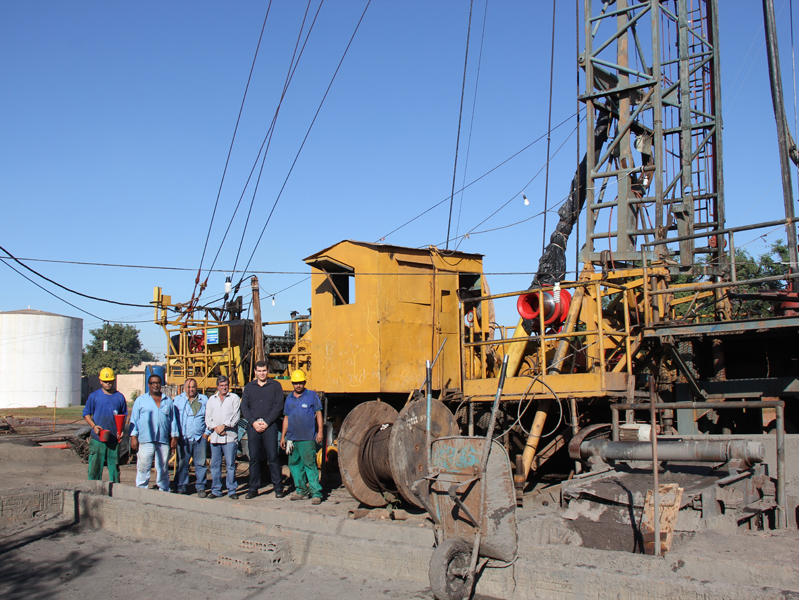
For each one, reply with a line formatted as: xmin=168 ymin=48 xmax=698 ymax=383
xmin=413 ymin=355 xmax=518 ymax=600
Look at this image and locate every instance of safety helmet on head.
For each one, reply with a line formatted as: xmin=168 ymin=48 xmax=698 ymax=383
xmin=290 ymin=369 xmax=307 ymax=383
xmin=99 ymin=367 xmax=116 ymax=382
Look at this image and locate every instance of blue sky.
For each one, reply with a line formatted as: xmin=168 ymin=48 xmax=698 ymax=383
xmin=2 ymin=0 xmax=798 ymax=356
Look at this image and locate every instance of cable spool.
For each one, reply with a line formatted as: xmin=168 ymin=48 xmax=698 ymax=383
xmin=337 ymin=399 xmax=459 ymax=508
xmin=337 ymin=402 xmax=398 ymax=507
xmin=358 ymin=423 xmax=397 ymax=494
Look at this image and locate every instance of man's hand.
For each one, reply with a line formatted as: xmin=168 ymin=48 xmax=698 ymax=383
xmin=202 ymin=433 xmax=209 ymax=440
xmin=315 ymin=430 xmax=323 ymax=445
xmin=215 ymin=425 xmax=226 ymax=435
xmin=130 ymin=436 xmax=139 ymax=452
xmin=280 ymin=437 xmax=287 ymax=450
xmin=93 ymin=424 xmax=102 ymax=436
xmin=253 ymin=421 xmax=267 ymax=433
xmin=170 ymin=437 xmax=178 ymax=450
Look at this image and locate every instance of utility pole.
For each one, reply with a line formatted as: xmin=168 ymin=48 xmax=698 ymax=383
xmin=251 ymin=277 xmax=265 ymax=364
xmin=763 ymin=0 xmax=799 ymax=275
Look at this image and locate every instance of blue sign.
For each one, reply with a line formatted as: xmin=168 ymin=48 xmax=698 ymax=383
xmin=206 ymin=328 xmax=219 ymax=344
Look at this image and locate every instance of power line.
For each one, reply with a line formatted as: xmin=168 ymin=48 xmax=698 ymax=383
xmin=445 ymin=0 xmax=475 ymax=250
xmin=375 ymin=110 xmax=581 ymax=244
xmin=208 ymin=1 xmax=323 ymax=279
xmin=195 ymin=1 xmax=274 ymax=297
xmin=230 ymin=0 xmax=323 ymax=277
xmin=541 ymin=0 xmax=557 ymax=255
xmin=455 ymin=0 xmax=490 ymax=244
xmin=454 ymin=116 xmax=582 ymax=250
xmin=0 ymin=245 xmax=153 ymax=309
xmin=1 ymin=257 xmax=106 ymax=320
xmin=237 ymin=0 xmax=373 ymax=281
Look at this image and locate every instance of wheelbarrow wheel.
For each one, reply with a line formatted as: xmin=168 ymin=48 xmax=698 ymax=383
xmin=429 ymin=538 xmax=472 ymax=600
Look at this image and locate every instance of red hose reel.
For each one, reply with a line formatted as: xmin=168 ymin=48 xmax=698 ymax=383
xmin=516 ymin=285 xmax=572 ymax=328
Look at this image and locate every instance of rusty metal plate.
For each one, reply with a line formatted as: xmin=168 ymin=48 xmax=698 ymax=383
xmin=337 ymin=401 xmax=398 ymax=507
xmin=429 ymin=437 xmax=517 ymax=563
xmin=389 ymin=398 xmax=458 ymax=510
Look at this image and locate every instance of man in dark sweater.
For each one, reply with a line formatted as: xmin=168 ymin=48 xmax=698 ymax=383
xmin=241 ymin=360 xmax=286 ymax=499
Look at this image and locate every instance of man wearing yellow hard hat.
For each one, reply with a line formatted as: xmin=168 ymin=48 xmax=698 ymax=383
xmin=82 ymin=367 xmax=128 ymax=483
xmin=280 ymin=370 xmax=323 ymax=505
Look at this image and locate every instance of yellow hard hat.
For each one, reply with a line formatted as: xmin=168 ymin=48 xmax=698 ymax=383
xmin=99 ymin=367 xmax=116 ymax=382
xmin=290 ymin=369 xmax=307 ymax=383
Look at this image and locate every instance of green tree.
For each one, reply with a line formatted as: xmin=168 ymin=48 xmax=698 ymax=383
xmin=731 ymin=240 xmax=790 ymax=318
xmin=82 ymin=324 xmax=155 ymax=377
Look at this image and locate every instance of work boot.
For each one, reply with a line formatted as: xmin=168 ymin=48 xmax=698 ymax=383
xmin=311 ymin=497 xmax=322 ymax=505
xmin=197 ymin=490 xmax=207 ymax=499
xmin=290 ymin=492 xmax=310 ymax=501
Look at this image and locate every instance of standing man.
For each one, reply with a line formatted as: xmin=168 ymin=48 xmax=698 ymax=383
xmin=129 ymin=374 xmax=178 ymax=492
xmin=205 ymin=375 xmax=241 ymax=499
xmin=173 ymin=378 xmax=210 ymax=496
xmin=83 ymin=367 xmax=127 ymax=483
xmin=242 ymin=360 xmax=286 ymax=499
xmin=280 ymin=370 xmax=323 ymax=505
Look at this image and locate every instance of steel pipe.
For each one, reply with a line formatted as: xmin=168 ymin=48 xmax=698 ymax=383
xmin=575 ymin=439 xmax=765 ymax=466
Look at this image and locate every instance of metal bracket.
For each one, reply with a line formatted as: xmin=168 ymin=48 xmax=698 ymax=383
xmin=663 ymin=336 xmax=707 ymax=401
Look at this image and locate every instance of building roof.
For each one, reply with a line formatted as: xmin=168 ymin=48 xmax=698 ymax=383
xmin=304 ymin=240 xmax=483 ymax=263
xmin=0 ymin=309 xmax=80 ymax=319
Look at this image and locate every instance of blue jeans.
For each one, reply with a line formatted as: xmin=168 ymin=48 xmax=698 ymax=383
xmin=210 ymin=441 xmax=238 ymax=497
xmin=136 ymin=442 xmax=170 ymax=491
xmin=176 ymin=437 xmax=208 ymax=492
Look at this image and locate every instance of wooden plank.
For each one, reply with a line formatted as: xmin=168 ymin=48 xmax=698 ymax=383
xmin=640 ymin=483 xmax=684 ymax=555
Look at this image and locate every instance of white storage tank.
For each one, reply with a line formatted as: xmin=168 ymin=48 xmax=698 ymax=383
xmin=0 ymin=309 xmax=83 ymax=408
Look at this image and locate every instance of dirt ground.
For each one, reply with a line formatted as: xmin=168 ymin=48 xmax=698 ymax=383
xmin=0 ymin=514 xmax=433 ymax=600
xmin=0 ymin=440 xmax=440 ymax=599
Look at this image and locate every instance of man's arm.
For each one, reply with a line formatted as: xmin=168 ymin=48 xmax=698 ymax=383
xmin=168 ymin=400 xmax=179 ymax=449
xmin=280 ymin=415 xmax=289 ymax=449
xmin=223 ymin=396 xmax=242 ymax=428
xmin=82 ymin=395 xmax=101 ymax=436
xmin=129 ymin=400 xmax=140 ymax=451
xmin=240 ymin=385 xmax=254 ymax=424
xmin=315 ymin=410 xmax=323 ymax=444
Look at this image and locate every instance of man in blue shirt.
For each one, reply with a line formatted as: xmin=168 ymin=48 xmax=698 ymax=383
xmin=83 ymin=367 xmax=127 ymax=483
xmin=130 ymin=373 xmax=178 ymax=492
xmin=173 ymin=377 xmax=210 ymax=496
xmin=280 ymin=370 xmax=323 ymax=504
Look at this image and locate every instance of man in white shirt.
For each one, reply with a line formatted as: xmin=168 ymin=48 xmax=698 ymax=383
xmin=204 ymin=375 xmax=241 ymax=499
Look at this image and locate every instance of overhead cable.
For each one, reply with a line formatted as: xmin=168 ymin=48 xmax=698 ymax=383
xmin=237 ymin=0 xmax=373 ymax=282
xmin=194 ymin=1 xmax=274 ymax=297
xmin=0 ymin=245 xmax=153 ymax=309
xmin=454 ymin=117 xmax=582 ymax=250
xmin=445 ymin=0 xmax=475 ymax=250
xmin=455 ymin=0 xmax=490 ymax=244
xmin=230 ymin=0 xmax=323 ymax=277
xmin=1 ymin=258 xmax=104 ymax=320
xmin=206 ymin=0 xmax=323 ymax=279
xmin=541 ymin=0 xmax=557 ymax=255
xmin=374 ymin=109 xmax=581 ymax=244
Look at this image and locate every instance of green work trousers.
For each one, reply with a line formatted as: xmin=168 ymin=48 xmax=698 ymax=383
xmin=288 ymin=440 xmax=322 ymax=498
xmin=87 ymin=437 xmax=120 ymax=483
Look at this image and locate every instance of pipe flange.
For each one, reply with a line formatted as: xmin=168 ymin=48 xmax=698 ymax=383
xmin=568 ymin=423 xmax=612 ymax=460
